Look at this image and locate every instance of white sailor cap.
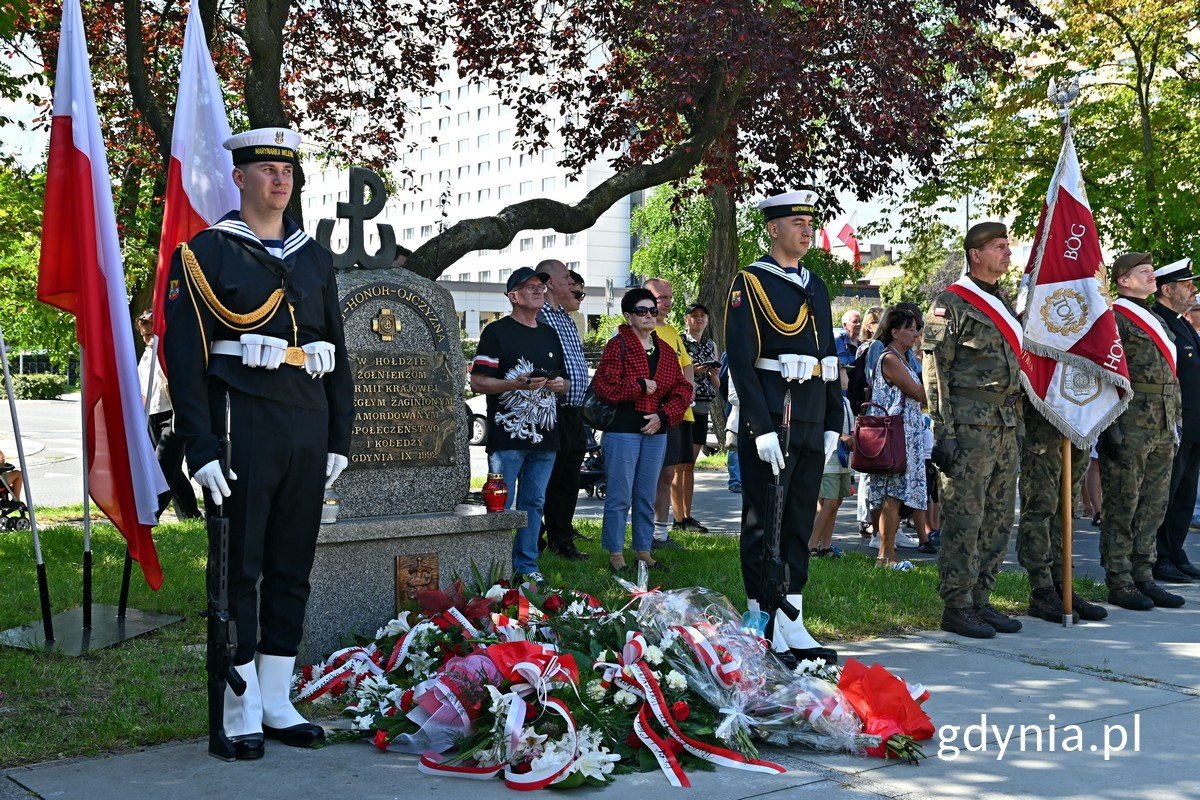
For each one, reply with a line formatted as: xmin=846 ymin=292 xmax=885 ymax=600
xmin=223 ymin=128 xmax=301 ymax=165
xmin=1154 ymin=257 xmax=1200 ymax=286
xmin=757 ymin=189 xmax=819 ymax=220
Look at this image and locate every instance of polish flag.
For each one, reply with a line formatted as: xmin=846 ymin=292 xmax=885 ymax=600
xmin=818 ymin=227 xmax=832 ymax=253
xmin=836 ymin=212 xmax=861 ymax=266
xmin=38 ymin=0 xmax=169 ymax=588
xmin=1017 ymin=128 xmax=1130 ymax=448
xmin=152 ymin=0 xmax=239 ymax=350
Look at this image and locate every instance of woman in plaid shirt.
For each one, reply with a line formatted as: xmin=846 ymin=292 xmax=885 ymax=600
xmin=592 ymin=288 xmax=693 ymax=574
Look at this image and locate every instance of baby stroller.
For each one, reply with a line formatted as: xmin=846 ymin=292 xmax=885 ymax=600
xmin=1 ymin=464 xmax=30 ymax=532
xmin=578 ymin=426 xmax=607 ymax=499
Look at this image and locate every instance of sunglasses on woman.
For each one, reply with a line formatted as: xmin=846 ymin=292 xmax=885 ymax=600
xmin=571 ymin=290 xmax=586 ymax=300
xmin=629 ymin=306 xmax=658 ymax=317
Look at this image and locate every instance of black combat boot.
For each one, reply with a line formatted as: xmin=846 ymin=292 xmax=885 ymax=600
xmin=941 ymin=606 xmax=996 ymax=639
xmin=1028 ymin=586 xmax=1079 ymax=624
xmin=1134 ymin=580 xmax=1186 ymax=608
xmin=1107 ymin=583 xmax=1153 ymax=611
xmin=1055 ymin=582 xmax=1107 ymax=621
xmin=975 ymin=602 xmax=1022 ymax=633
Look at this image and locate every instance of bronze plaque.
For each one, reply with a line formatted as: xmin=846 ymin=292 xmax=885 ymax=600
xmin=396 ymin=553 xmax=439 ymax=606
xmin=349 ymin=350 xmax=458 ymax=468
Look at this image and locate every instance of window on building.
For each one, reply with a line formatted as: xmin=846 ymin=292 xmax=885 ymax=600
xmin=542 ymin=147 xmax=555 ymax=163
xmin=542 ymin=177 xmax=556 ymax=191
xmin=497 ymin=128 xmax=513 ymax=145
xmin=403 ymin=227 xmax=414 ymax=240
xmin=565 ymin=233 xmax=578 ymax=246
xmin=457 ymin=192 xmax=469 ymax=205
xmin=519 ymin=238 xmax=534 ymax=252
xmin=438 ymin=116 xmax=450 ymax=130
xmin=438 ymin=143 xmax=450 ymax=157
xmin=419 ymin=121 xmax=431 ymax=135
xmin=420 ymin=224 xmax=433 ymax=237
xmin=419 ymin=147 xmax=431 ymax=161
xmin=519 ymin=180 xmax=533 ymax=195
xmin=458 ymin=138 xmax=469 ymax=153
xmin=419 ymin=173 xmax=430 ymax=187
xmin=420 ymin=95 xmax=433 ymax=109
xmin=477 ymin=106 xmax=490 ymax=121
xmin=477 ymin=133 xmax=491 ymax=148
xmin=498 ymin=184 xmax=512 ymax=199
xmin=479 ymin=270 xmax=491 ymax=283
xmin=438 ymin=90 xmax=450 ymax=104
xmin=457 ymin=85 xmax=468 ymax=99
xmin=499 ymin=268 xmax=511 ymax=282
xmin=498 ymin=156 xmax=511 ymax=171
xmin=458 ymin=272 xmax=469 ymax=281
xmin=438 ymin=169 xmax=450 ymax=183
xmin=477 ymin=161 xmax=491 ymax=176
xmin=402 ymin=202 xmax=413 ymax=215
xmin=477 ymin=188 xmax=491 ymax=202
xmin=420 ymin=199 xmax=431 ymax=212
xmin=499 ymin=244 xmax=511 ymax=254
xmin=457 ymin=111 xmax=469 ymax=126
xmin=566 ymin=261 xmax=580 ymax=272
xmin=542 ymin=235 xmax=556 ymax=249
xmin=519 ymin=154 xmax=534 ymax=168
xmin=458 ymin=165 xmax=470 ymax=179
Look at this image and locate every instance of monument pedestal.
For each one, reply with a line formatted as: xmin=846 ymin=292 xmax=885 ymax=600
xmin=299 ymin=505 xmax=525 ymax=664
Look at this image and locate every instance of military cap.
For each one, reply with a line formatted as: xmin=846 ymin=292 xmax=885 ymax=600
xmin=1153 ymin=257 xmax=1200 ymax=286
xmin=1111 ymin=252 xmax=1152 ymax=281
xmin=964 ymin=222 xmax=1008 ymax=253
xmin=758 ymin=189 xmax=819 ymax=221
xmin=224 ymin=128 xmax=301 ymax=165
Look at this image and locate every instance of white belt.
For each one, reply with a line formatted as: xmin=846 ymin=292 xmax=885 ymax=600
xmin=210 ymin=339 xmax=307 ymax=368
xmin=755 ymin=358 xmax=784 ymax=372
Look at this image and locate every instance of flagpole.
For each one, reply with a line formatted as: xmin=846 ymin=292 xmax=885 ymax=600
xmin=0 ymin=324 xmax=54 ymax=642
xmin=1061 ymin=437 xmax=1074 ymax=626
xmin=79 ymin=345 xmax=92 ymax=629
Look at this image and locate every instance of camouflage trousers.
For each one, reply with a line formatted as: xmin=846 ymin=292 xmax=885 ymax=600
xmin=1017 ymin=400 xmax=1089 ymax=590
xmin=938 ymin=423 xmax=1019 ymax=608
xmin=1099 ymin=424 xmax=1172 ymax=587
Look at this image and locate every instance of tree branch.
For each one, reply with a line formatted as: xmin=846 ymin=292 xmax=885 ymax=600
xmin=122 ymin=0 xmax=170 ymax=162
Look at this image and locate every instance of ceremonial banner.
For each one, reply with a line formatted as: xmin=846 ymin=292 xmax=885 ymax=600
xmin=38 ymin=0 xmax=168 ymax=589
xmin=1017 ymin=129 xmax=1130 ymax=449
xmin=152 ymin=0 xmax=239 ymax=351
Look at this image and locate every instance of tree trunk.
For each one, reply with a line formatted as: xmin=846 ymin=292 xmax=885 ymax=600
xmin=697 ymin=183 xmax=737 ymax=447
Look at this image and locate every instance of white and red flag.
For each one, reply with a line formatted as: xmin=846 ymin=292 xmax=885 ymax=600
xmin=38 ymin=0 xmax=168 ymax=588
xmin=818 ymin=226 xmax=833 ymax=253
xmin=1017 ymin=128 xmax=1130 ymax=448
xmin=152 ymin=0 xmax=239 ymax=349
xmin=836 ymin=212 xmax=861 ymax=266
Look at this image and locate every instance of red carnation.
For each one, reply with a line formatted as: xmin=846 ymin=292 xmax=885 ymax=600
xmin=301 ymin=665 xmax=314 ymax=681
xmin=400 ymin=689 xmax=415 ymax=712
xmin=625 ymin=731 xmax=643 ymax=750
xmin=373 ymin=729 xmax=390 ymax=750
xmin=671 ymin=701 xmax=690 ymax=722
xmin=543 ymin=595 xmax=564 ymax=613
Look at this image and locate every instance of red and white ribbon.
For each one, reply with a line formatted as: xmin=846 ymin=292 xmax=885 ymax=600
xmin=672 ymin=625 xmax=742 ymax=687
xmin=295 ymin=644 xmax=382 ymax=702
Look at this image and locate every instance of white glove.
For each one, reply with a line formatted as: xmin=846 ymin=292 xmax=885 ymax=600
xmin=240 ymin=333 xmax=288 ymax=370
xmin=755 ymin=432 xmax=785 ymax=476
xmin=824 ymin=431 xmax=839 ymax=462
xmin=725 ymin=407 xmax=741 ymax=448
xmin=303 ymin=341 xmax=336 ymax=378
xmin=325 ymin=453 xmax=348 ymax=488
xmin=194 ymin=459 xmax=237 ymax=506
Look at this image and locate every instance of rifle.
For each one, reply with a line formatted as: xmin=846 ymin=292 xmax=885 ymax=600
xmin=205 ymin=392 xmax=246 ymax=761
xmin=759 ymin=385 xmax=799 ymax=624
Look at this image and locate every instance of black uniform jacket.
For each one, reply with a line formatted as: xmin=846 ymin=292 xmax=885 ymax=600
xmin=163 ymin=212 xmax=354 ymax=472
xmin=1153 ymin=302 xmax=1200 ymax=443
xmin=724 ymin=255 xmax=843 ymax=439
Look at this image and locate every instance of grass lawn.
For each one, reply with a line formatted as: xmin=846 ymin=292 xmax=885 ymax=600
xmin=0 ymin=512 xmax=1105 ymax=768
xmin=695 ymin=450 xmax=728 ymax=470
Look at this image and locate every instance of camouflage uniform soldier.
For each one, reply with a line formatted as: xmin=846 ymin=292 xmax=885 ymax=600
xmin=924 ymin=222 xmax=1024 ymax=639
xmin=1099 ymin=253 xmax=1185 ymax=610
xmin=1017 ymin=398 xmax=1108 ymax=622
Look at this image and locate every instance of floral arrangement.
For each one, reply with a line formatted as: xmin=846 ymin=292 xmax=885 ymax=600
xmin=295 ymin=572 xmax=933 ymax=789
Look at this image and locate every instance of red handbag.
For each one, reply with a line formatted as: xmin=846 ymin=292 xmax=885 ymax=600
xmin=850 ymin=402 xmax=908 ymax=475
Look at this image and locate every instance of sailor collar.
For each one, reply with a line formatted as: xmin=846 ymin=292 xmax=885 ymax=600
xmin=750 ymin=255 xmax=811 ymax=290
xmin=209 ymin=211 xmax=312 ymax=261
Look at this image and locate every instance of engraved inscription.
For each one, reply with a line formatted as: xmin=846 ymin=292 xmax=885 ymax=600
xmin=349 ymin=351 xmax=457 ymax=468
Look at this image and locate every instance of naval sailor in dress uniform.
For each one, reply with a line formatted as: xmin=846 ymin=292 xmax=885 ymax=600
xmin=724 ymin=189 xmax=843 ymax=665
xmin=163 ymin=128 xmax=355 ymax=758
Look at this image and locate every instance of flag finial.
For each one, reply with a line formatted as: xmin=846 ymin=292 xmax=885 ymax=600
xmin=1047 ymin=76 xmax=1080 ymax=126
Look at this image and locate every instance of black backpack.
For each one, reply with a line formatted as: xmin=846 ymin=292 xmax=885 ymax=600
xmin=846 ymin=348 xmax=871 ymax=416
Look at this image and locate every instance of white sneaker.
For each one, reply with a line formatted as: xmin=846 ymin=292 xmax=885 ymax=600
xmin=868 ymin=535 xmax=880 ymax=549
xmin=896 ymin=533 xmax=920 ymax=549
xmin=891 ymin=560 xmax=915 ymax=572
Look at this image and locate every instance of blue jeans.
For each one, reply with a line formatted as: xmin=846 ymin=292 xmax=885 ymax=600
xmin=489 ymin=449 xmax=557 ymax=576
xmin=727 ymin=448 xmax=741 ymax=489
xmin=602 ymin=433 xmax=668 ymax=553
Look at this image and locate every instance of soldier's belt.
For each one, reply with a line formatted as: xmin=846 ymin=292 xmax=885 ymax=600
xmin=1129 ymin=381 xmax=1173 ymax=396
xmin=950 ymin=386 xmax=1020 ymax=408
xmin=210 ymin=339 xmax=306 ymax=368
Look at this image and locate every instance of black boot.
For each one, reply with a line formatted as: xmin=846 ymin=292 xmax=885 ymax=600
xmin=1107 ymin=583 xmax=1153 ymax=611
xmin=1134 ymin=580 xmax=1186 ymax=608
xmin=941 ymin=606 xmax=996 ymax=639
xmin=1055 ymin=583 xmax=1107 ymax=621
xmin=975 ymin=602 xmax=1022 ymax=633
xmin=1028 ymin=586 xmax=1079 ymax=624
